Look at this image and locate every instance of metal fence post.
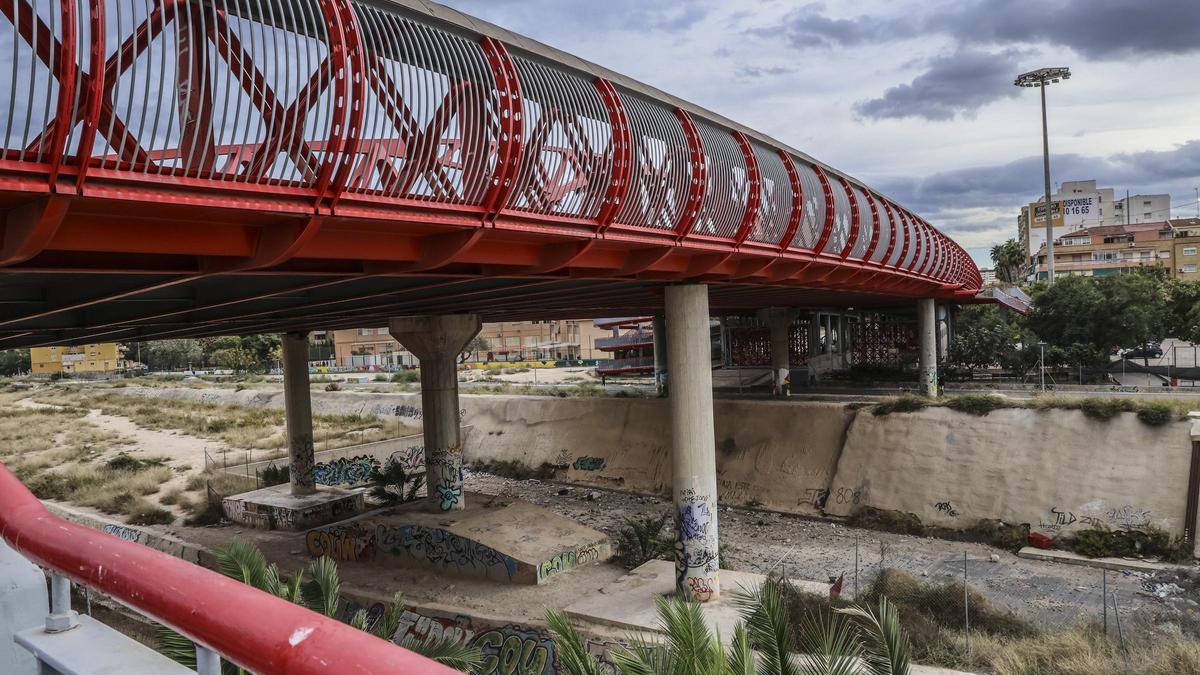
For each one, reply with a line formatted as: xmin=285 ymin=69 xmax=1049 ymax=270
xmin=1112 ymin=591 xmax=1129 ymax=674
xmin=195 ymin=645 xmax=221 ymax=675
xmin=963 ymin=551 xmax=970 ymax=660
xmin=46 ymin=573 xmax=78 ymax=633
xmin=854 ymin=535 xmax=860 ymax=600
xmin=1102 ymin=568 xmax=1108 ymax=637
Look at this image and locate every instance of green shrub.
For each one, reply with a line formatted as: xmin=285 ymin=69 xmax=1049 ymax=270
xmin=324 ymin=382 xmax=341 ymax=392
xmin=873 ymin=395 xmax=929 ymax=416
xmin=1062 ymin=524 xmax=1192 ymax=563
xmin=1077 ymin=397 xmax=1136 ymax=421
xmin=614 ymin=513 xmax=674 ymax=569
xmin=258 ymin=462 xmax=290 ymax=487
xmin=127 ymin=502 xmax=175 ymax=526
xmin=1136 ymin=402 xmax=1175 ymax=426
xmin=943 ymin=394 xmax=1009 ymax=416
xmin=390 ymin=370 xmax=420 ymax=383
xmin=105 ymin=453 xmax=166 ymax=471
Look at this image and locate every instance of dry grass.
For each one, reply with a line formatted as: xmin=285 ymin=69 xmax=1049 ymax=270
xmin=34 ymin=389 xmax=416 ymax=452
xmin=964 ymin=623 xmax=1200 ymax=675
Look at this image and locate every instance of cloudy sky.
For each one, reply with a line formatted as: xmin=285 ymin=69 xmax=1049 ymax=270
xmin=441 ymin=0 xmax=1200 ymax=267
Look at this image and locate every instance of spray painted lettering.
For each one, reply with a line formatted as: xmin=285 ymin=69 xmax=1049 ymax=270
xmin=571 ymin=456 xmax=606 ymax=471
xmin=313 ymin=455 xmax=380 ymax=486
xmin=934 ymin=501 xmax=959 ymax=518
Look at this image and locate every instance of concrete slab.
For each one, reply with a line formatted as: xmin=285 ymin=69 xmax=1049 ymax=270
xmin=222 ymin=484 xmax=364 ymax=531
xmin=564 ymin=559 xmax=829 ymax=636
xmin=1017 ymin=546 xmax=1191 ymax=573
xmin=304 ymin=492 xmax=612 ymax=585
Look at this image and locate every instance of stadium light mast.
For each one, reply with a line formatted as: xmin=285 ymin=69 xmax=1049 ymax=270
xmin=1015 ymin=66 xmax=1071 ymax=283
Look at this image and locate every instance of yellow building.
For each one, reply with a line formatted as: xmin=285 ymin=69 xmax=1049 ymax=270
xmin=30 ymin=343 xmax=124 ymax=374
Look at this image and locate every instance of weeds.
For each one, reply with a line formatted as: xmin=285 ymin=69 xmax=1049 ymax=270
xmin=368 ymin=461 xmax=424 ymax=505
xmin=126 ymin=501 xmax=175 ymax=526
xmin=1137 ymin=402 xmax=1175 ymax=426
xmin=942 ymin=394 xmax=1009 ymax=416
xmin=872 ymin=394 xmax=929 ymax=416
xmin=1060 ymin=524 xmax=1193 ymax=563
xmin=614 ymin=512 xmax=674 ymax=569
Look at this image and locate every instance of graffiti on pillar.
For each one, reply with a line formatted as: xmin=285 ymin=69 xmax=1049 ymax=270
xmin=313 ymin=455 xmax=380 ymax=486
xmin=291 ymin=438 xmax=316 ymax=489
xmin=393 ymin=404 xmax=424 ymax=420
xmin=674 ymin=489 xmax=718 ymax=601
xmin=687 ymin=576 xmax=715 ymax=602
xmin=571 ymin=456 xmax=606 ymax=471
xmin=375 ymin=524 xmax=517 ymax=580
xmin=430 ymin=446 xmax=465 ymax=510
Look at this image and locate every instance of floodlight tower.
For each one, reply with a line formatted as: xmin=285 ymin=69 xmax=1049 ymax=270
xmin=1015 ymin=66 xmax=1071 ymax=283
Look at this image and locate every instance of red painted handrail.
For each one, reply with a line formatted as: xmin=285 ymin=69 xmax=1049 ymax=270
xmin=0 ymin=463 xmax=458 ymax=675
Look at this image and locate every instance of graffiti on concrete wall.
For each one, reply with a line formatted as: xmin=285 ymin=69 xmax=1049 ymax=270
xmin=934 ymin=501 xmax=959 ymax=518
xmin=102 ymin=524 xmax=141 ymax=542
xmin=306 ymin=523 xmax=378 ymax=562
xmin=385 ymin=445 xmax=425 ymax=472
xmin=536 ymin=545 xmax=600 ymax=583
xmin=1039 ymin=503 xmax=1155 ymax=534
xmin=378 ymin=524 xmax=517 ymax=580
xmin=313 ymin=455 xmax=380 ymax=486
xmin=571 ymin=456 xmax=606 ymax=471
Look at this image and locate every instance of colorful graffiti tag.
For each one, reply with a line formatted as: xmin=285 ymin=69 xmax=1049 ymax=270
xmin=313 ymin=455 xmax=380 ymax=486
xmin=571 ymin=456 xmax=606 ymax=471
xmin=385 ymin=445 xmax=426 ymax=472
xmin=536 ymin=545 xmax=601 ymax=583
xmin=376 ymin=524 xmax=518 ymax=581
xmin=306 ymin=523 xmax=378 ymax=562
xmin=675 ymin=487 xmax=719 ymax=602
xmin=429 ymin=446 xmax=465 ymax=511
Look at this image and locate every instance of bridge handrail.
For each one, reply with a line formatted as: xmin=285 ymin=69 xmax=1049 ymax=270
xmin=0 ymin=462 xmax=458 ymax=675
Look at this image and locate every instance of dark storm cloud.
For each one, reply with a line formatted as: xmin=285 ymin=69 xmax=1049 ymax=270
xmin=876 ymin=140 xmax=1200 ymax=222
xmin=854 ymin=48 xmax=1026 ymax=121
xmin=773 ymin=0 xmax=1200 ymax=60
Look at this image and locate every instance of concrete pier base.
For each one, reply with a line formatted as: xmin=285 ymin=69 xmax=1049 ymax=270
xmin=304 ymin=494 xmax=612 ymax=584
xmin=665 ymin=284 xmax=720 ymax=602
xmin=221 ymin=483 xmax=364 ymax=531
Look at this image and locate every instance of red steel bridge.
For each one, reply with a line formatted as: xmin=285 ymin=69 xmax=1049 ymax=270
xmin=0 ymin=0 xmax=980 ymax=349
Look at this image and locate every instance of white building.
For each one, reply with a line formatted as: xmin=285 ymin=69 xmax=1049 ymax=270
xmin=1018 ymin=180 xmax=1170 ymax=263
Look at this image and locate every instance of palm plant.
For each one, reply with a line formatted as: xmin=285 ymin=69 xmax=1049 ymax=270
xmin=614 ymin=512 xmax=675 ymax=569
xmin=369 ymin=461 xmax=425 ymax=505
xmin=546 ymin=577 xmax=911 ymax=675
xmin=155 ymin=541 xmax=482 ymax=673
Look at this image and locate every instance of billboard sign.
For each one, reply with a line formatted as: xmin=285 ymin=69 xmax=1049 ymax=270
xmin=1032 ymin=201 xmax=1063 ymax=227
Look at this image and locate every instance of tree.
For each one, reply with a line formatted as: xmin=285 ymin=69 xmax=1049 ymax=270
xmin=948 ymin=305 xmax=1017 ymax=374
xmin=156 ymin=541 xmax=482 ymax=673
xmin=0 ymin=349 xmax=30 ymax=376
xmin=201 ymin=335 xmax=282 ymax=373
xmin=546 ymin=577 xmax=910 ymax=675
xmin=1165 ymin=279 xmax=1200 ymax=343
xmin=990 ymin=239 xmax=1026 ymax=284
xmin=139 ymin=339 xmax=204 ymax=371
xmin=1026 ymin=272 xmax=1168 ymax=367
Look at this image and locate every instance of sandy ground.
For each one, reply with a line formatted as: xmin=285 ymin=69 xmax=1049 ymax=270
xmin=14 ymin=386 xmax=1199 ymax=636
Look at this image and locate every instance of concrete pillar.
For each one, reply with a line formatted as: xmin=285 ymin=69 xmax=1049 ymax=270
xmin=758 ymin=308 xmax=797 ymax=397
xmin=282 ymin=332 xmax=316 ymax=495
xmin=652 ymin=315 xmax=668 ymax=397
xmin=665 ymin=285 xmax=720 ymax=603
xmin=918 ymin=298 xmax=938 ymax=396
xmin=390 ymin=315 xmax=481 ymax=512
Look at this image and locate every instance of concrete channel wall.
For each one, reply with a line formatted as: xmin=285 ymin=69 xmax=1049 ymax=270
xmin=119 ymin=387 xmax=1196 ymax=540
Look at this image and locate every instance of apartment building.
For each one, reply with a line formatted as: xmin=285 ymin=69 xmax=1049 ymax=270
xmin=1018 ymin=180 xmax=1171 ymax=265
xmin=1031 ymin=218 xmax=1200 ymax=280
xmin=30 ymin=343 xmax=125 ymax=374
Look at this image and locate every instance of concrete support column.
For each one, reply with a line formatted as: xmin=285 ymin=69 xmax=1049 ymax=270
xmin=390 ymin=315 xmax=481 ymax=512
xmin=918 ymin=298 xmax=938 ymax=397
xmin=759 ymin=308 xmax=797 ymax=397
xmin=652 ymin=315 xmax=668 ymax=397
xmin=282 ymin=332 xmax=316 ymax=495
xmin=665 ymin=284 xmax=720 ymax=603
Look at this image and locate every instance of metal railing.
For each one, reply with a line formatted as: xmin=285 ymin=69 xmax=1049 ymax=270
xmin=0 ymin=462 xmax=456 ymax=675
xmin=595 ymin=331 xmax=654 ymax=351
xmin=597 ymin=356 xmax=655 ymax=373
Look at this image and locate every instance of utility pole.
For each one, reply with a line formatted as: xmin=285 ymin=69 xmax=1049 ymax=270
xmin=1015 ymin=67 xmax=1071 ymax=284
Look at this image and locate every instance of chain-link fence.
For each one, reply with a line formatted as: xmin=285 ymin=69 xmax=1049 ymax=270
xmin=770 ymin=536 xmax=1199 ymax=673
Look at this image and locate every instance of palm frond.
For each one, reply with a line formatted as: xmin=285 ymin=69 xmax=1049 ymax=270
xmin=214 ymin=540 xmax=272 ymax=591
xmin=398 ymin=634 xmax=484 ymax=673
xmin=368 ymin=592 xmax=407 ymax=641
xmin=155 ymin=624 xmax=198 ymax=669
xmin=654 ymin=595 xmax=716 ymax=674
xmin=835 ymin=598 xmax=910 ymax=675
xmin=545 ymin=609 xmax=605 ymax=675
xmin=796 ymin=607 xmax=862 ymax=675
xmin=304 ymin=555 xmax=342 ymax=618
xmin=349 ymin=608 xmax=371 ymax=632
xmin=609 ymin=636 xmax=665 ymax=675
xmin=727 ymin=623 xmax=755 ymax=675
xmin=731 ymin=579 xmax=798 ymax=675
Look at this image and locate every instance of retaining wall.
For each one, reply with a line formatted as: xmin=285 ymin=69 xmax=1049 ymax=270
xmin=116 ymin=387 xmax=1196 ymax=538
